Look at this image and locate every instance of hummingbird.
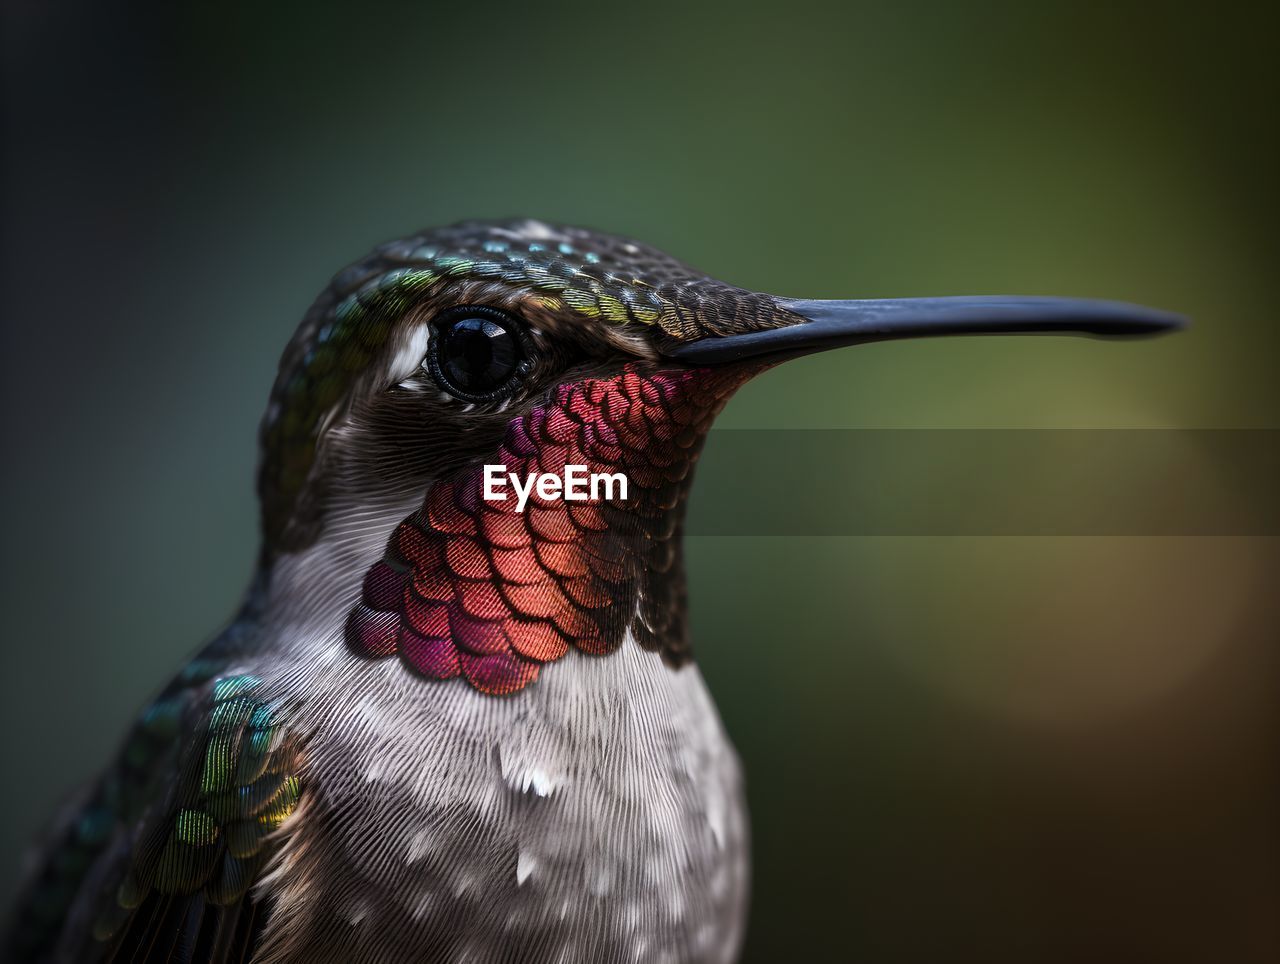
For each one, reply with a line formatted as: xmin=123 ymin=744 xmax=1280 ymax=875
xmin=4 ymin=219 xmax=1182 ymax=963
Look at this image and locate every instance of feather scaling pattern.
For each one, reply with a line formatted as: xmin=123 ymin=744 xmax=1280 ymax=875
xmin=345 ymin=364 xmax=754 ymax=695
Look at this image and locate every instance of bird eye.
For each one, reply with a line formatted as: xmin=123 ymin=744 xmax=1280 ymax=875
xmin=425 ymin=306 xmax=532 ymax=402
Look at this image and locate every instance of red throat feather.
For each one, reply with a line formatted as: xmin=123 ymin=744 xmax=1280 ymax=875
xmin=344 ymin=363 xmax=755 ymax=695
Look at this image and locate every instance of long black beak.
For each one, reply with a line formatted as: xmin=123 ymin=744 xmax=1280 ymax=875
xmin=667 ymin=296 xmax=1187 ymax=364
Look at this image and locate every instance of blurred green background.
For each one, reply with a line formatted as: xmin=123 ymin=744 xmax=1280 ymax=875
xmin=2 ymin=1 xmax=1275 ymax=960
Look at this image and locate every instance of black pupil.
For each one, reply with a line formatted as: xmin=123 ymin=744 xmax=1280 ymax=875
xmin=439 ymin=317 xmax=519 ymax=394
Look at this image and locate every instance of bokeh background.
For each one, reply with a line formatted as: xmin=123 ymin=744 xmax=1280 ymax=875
xmin=2 ymin=1 xmax=1276 ymax=960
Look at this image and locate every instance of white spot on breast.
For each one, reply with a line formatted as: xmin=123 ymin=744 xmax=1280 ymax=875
xmin=586 ymin=862 xmax=613 ymax=896
xmin=527 ymin=768 xmax=555 ymax=796
xmin=502 ymin=759 xmax=558 ymax=797
xmin=516 ymin=850 xmax=537 ymax=885
xmin=453 ymin=872 xmax=478 ymax=898
xmin=410 ymin=889 xmax=436 ymax=920
xmin=405 ymin=827 xmax=438 ymax=864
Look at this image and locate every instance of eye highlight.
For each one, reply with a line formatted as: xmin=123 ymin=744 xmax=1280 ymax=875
xmin=425 ymin=305 xmax=532 ymax=402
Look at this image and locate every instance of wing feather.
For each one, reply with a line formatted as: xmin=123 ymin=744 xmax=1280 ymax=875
xmin=4 ymin=640 xmax=303 ymax=964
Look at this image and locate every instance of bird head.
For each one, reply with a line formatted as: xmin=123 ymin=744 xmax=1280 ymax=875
xmin=257 ymin=219 xmax=1182 ymax=695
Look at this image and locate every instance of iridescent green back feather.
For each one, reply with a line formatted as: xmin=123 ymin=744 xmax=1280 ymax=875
xmin=5 ymin=629 xmax=303 ymax=963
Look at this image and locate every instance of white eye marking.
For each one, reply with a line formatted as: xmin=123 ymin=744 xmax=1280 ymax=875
xmin=388 ymin=323 xmax=433 ymax=387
